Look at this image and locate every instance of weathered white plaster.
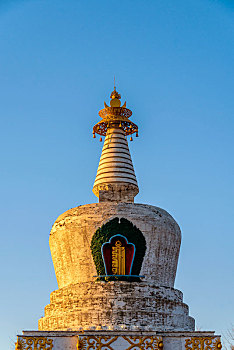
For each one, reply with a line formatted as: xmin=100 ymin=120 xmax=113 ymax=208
xmin=38 ymin=282 xmax=194 ymax=331
xmin=93 ymin=127 xmax=139 ymax=201
xmin=49 ymin=202 xmax=181 ymax=288
xmin=37 ymin=201 xmax=192 ymax=332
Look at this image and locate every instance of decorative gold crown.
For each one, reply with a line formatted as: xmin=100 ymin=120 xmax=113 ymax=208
xmin=93 ymin=87 xmax=139 ymax=141
xmin=110 ymin=87 xmax=121 ymax=100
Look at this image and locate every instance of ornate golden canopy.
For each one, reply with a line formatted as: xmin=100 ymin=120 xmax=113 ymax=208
xmin=93 ymin=87 xmax=139 ymax=140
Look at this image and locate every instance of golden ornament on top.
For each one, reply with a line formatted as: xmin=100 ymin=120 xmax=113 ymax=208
xmin=110 ymin=87 xmax=121 ymax=100
xmin=92 ymin=86 xmax=139 ymax=138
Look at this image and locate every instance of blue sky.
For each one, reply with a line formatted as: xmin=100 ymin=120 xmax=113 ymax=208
xmin=0 ymin=0 xmax=233 ymax=348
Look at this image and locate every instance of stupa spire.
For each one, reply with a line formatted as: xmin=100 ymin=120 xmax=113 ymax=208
xmin=92 ymin=87 xmax=139 ymax=202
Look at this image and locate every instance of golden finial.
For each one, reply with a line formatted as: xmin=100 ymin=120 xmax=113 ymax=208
xmin=110 ymin=82 xmax=121 ymax=106
xmin=110 ymin=87 xmax=121 ymax=100
xmin=110 ymin=77 xmax=121 ymax=103
xmin=93 ymin=86 xmax=139 ymax=139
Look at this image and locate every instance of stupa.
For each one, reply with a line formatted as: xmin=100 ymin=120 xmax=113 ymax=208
xmin=15 ymin=87 xmax=222 ymax=350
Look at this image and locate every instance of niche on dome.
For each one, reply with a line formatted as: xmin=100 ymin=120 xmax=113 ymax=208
xmin=90 ymin=217 xmax=146 ymax=281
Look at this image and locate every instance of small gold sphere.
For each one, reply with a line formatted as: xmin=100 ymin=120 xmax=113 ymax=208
xmin=158 ymin=341 xmax=163 ymax=349
xmin=217 ymin=343 xmax=222 ymax=349
xmin=110 ymin=98 xmax=121 ymax=107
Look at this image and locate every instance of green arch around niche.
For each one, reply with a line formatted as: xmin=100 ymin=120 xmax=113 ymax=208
xmin=90 ymin=217 xmax=146 ymax=281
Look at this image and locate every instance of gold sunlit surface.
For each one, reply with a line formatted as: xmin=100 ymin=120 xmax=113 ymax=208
xmin=93 ymin=87 xmax=139 ymax=138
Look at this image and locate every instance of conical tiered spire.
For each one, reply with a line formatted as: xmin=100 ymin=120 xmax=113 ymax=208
xmin=93 ymin=87 xmax=139 ymax=202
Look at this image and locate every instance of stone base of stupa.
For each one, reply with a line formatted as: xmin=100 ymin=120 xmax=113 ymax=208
xmin=38 ymin=282 xmax=194 ymax=332
xmin=16 ymin=330 xmax=222 ymax=350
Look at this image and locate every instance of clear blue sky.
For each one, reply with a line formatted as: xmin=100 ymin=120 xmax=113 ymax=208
xmin=0 ymin=0 xmax=233 ymax=348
